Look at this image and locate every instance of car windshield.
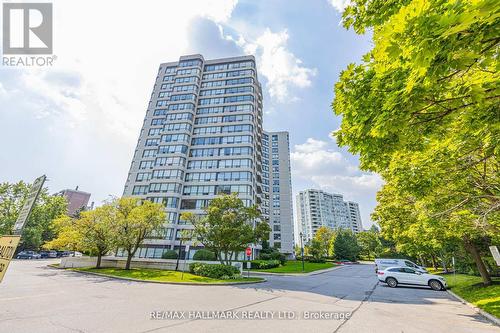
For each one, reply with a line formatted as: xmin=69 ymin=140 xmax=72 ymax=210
xmin=404 ymin=261 xmax=416 ymax=267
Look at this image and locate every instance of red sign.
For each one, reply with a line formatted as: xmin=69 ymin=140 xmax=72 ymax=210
xmin=246 ymin=247 xmax=252 ymax=256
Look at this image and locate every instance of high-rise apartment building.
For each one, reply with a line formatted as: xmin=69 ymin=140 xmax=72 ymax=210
xmin=123 ymin=54 xmax=293 ymax=259
xmin=261 ymin=131 xmax=294 ymax=255
xmin=296 ymin=189 xmax=362 ymax=242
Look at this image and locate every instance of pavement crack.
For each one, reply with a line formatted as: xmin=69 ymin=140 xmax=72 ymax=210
xmin=332 ymin=281 xmax=379 ymax=333
xmin=49 ymin=319 xmax=87 ymax=333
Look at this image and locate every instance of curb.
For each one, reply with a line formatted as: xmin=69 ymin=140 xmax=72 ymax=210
xmin=50 ymin=265 xmax=266 ymax=286
xmin=447 ymin=289 xmax=499 ymax=327
xmin=250 ymin=264 xmax=344 ymax=277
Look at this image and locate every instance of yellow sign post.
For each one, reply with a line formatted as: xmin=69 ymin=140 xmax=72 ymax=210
xmin=0 ymin=235 xmax=21 ymax=283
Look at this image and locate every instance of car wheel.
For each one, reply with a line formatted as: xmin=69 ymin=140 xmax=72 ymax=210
xmin=386 ymin=277 xmax=398 ymax=288
xmin=429 ymin=280 xmax=443 ymax=291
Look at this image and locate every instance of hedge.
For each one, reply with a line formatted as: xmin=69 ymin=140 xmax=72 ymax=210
xmin=258 ymin=251 xmax=287 ymax=265
xmin=189 ymin=262 xmax=240 ymax=279
xmin=193 ymin=249 xmax=216 ymax=261
xmin=162 ymin=250 xmax=178 ymax=259
xmin=250 ymin=259 xmax=280 ymax=269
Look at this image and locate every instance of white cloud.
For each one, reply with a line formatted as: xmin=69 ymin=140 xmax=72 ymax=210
xmin=294 ymin=138 xmax=329 ymax=153
xmin=0 ymin=0 xmax=239 ymax=203
xmin=236 ymin=29 xmax=317 ymax=103
xmin=328 ymin=0 xmax=351 ymax=12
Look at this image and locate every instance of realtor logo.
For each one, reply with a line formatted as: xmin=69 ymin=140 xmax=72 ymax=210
xmin=3 ymin=3 xmax=53 ymax=54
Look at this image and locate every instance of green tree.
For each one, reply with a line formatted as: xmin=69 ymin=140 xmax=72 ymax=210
xmin=43 ymin=216 xmax=80 ymax=252
xmin=113 ymin=197 xmax=166 ymax=270
xmin=333 ymin=229 xmax=361 ymax=261
xmin=75 ymin=206 xmax=117 ymax=268
xmin=307 ymin=239 xmax=325 ymax=262
xmin=357 ymin=230 xmax=382 ymax=260
xmin=0 ymin=181 xmax=68 ymax=250
xmin=313 ymin=226 xmax=335 ymax=257
xmin=334 ymin=0 xmax=499 ymax=285
xmin=183 ymin=194 xmax=270 ymax=265
xmin=45 ymin=205 xmax=117 ymax=268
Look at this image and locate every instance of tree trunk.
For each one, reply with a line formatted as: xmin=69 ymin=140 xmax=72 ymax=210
xmin=96 ymin=253 xmax=102 ymax=269
xmin=441 ymin=256 xmax=448 ymax=273
xmin=125 ymin=249 xmax=134 ymax=270
xmin=440 ymin=251 xmax=448 ymax=273
xmin=430 ymin=254 xmax=438 ymax=270
xmin=175 ymin=239 xmax=183 ymax=271
xmin=463 ymin=238 xmax=491 ymax=286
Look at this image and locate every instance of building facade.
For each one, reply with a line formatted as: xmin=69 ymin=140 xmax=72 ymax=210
xmin=261 ymin=131 xmax=294 ymax=255
xmin=296 ymin=189 xmax=362 ymax=242
xmin=56 ymin=188 xmax=91 ymax=217
xmin=123 ymin=54 xmax=293 ymax=259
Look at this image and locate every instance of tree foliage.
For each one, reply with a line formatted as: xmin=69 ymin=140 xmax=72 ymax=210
xmin=333 ymin=229 xmax=361 ymax=261
xmin=334 ymin=0 xmax=500 ymax=284
xmin=113 ymin=197 xmax=166 ymax=269
xmin=357 ymin=229 xmax=382 ymax=259
xmin=45 ymin=205 xmax=117 ymax=268
xmin=313 ymin=226 xmax=335 ymax=257
xmin=183 ymin=194 xmax=270 ymax=265
xmin=0 ymin=181 xmax=68 ymax=250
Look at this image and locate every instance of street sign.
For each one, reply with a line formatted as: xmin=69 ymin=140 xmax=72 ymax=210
xmin=13 ymin=175 xmax=46 ymax=234
xmin=490 ymin=246 xmax=500 ymax=266
xmin=0 ymin=235 xmax=21 ymax=283
xmin=246 ymin=247 xmax=251 ymax=257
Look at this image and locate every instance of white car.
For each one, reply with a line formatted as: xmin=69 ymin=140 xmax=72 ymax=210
xmin=375 ymin=258 xmax=427 ymax=273
xmin=377 ymin=266 xmax=447 ymax=291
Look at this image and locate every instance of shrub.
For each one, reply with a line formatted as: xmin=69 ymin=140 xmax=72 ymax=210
xmin=258 ymin=246 xmax=287 ymax=265
xmin=189 ymin=262 xmax=240 ymax=279
xmin=259 ymin=253 xmax=271 ymax=260
xmin=162 ymin=250 xmax=178 ymax=259
xmin=193 ymin=249 xmax=216 ymax=261
xmin=250 ymin=259 xmax=280 ymax=269
xmin=308 ymin=257 xmax=326 ymax=263
xmin=269 ymin=251 xmax=287 ymax=265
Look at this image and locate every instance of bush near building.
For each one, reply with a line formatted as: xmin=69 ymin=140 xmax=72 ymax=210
xmin=258 ymin=241 xmax=287 ymax=265
xmin=189 ymin=262 xmax=240 ymax=279
xmin=193 ymin=249 xmax=216 ymax=261
xmin=250 ymin=260 xmax=281 ymax=269
xmin=162 ymin=250 xmax=178 ymax=259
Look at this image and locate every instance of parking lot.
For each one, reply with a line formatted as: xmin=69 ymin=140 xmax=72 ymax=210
xmin=0 ymin=260 xmax=497 ymax=332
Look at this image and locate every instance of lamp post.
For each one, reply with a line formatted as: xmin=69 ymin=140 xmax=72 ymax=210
xmin=300 ymin=232 xmax=305 ymax=272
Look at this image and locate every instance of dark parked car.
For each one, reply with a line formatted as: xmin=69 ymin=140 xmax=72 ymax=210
xmin=56 ymin=251 xmax=71 ymax=257
xmin=16 ymin=251 xmax=42 ymax=259
xmin=40 ymin=250 xmax=58 ymax=258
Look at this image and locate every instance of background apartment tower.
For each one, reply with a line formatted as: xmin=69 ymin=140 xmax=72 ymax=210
xmin=123 ymin=54 xmax=264 ymax=259
xmin=261 ymin=131 xmax=294 ymax=256
xmin=296 ymin=189 xmax=362 ymax=242
xmin=56 ymin=187 xmax=91 ymax=217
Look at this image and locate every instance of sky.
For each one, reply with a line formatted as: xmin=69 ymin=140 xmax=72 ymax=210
xmin=0 ymin=0 xmax=381 ymax=228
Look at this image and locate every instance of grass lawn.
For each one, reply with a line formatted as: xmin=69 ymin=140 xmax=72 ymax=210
xmin=253 ymin=260 xmax=336 ymax=273
xmin=73 ymin=267 xmax=264 ymax=284
xmin=443 ymin=273 xmax=500 ymax=318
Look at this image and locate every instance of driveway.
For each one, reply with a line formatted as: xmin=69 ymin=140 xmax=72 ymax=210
xmin=0 ymin=260 xmax=497 ymax=333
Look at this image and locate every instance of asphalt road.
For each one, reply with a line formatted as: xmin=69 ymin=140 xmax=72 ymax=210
xmin=0 ymin=259 xmax=497 ymax=333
